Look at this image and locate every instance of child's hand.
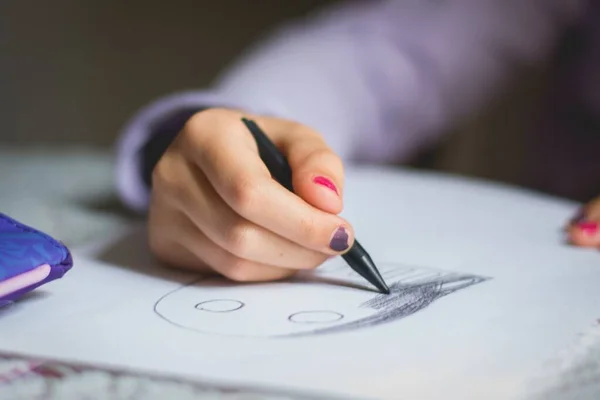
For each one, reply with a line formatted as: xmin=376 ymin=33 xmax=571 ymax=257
xmin=147 ymin=108 xmax=353 ymax=281
xmin=567 ymin=196 xmax=600 ymax=248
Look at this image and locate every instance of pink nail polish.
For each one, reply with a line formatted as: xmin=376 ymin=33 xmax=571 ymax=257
xmin=313 ymin=176 xmax=338 ymax=195
xmin=577 ymin=221 xmax=598 ymax=236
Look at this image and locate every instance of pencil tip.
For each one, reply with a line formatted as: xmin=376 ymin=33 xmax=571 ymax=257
xmin=360 ymin=254 xmax=390 ymax=295
xmin=376 ymin=282 xmax=391 ymax=295
xmin=342 ymin=240 xmax=391 ymax=295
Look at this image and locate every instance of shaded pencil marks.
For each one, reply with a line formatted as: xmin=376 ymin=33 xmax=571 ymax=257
xmin=154 ymin=262 xmax=490 ymax=338
xmin=284 ymin=272 xmax=488 ymax=337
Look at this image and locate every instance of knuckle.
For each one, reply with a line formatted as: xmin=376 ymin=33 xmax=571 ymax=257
xmin=183 ymin=109 xmax=217 ymax=132
xmin=223 ymin=221 xmax=255 ymax=258
xmin=229 ymin=176 xmax=262 ymax=215
xmin=182 ymin=109 xmax=248 ymax=165
xmin=179 ymin=109 xmax=227 ymax=150
xmin=184 ymin=108 xmax=235 ymax=137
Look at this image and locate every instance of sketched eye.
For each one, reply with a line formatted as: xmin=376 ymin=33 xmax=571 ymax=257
xmin=195 ymin=299 xmax=244 ymax=313
xmin=288 ymin=311 xmax=343 ymax=323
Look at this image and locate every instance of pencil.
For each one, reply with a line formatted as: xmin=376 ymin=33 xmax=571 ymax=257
xmin=241 ymin=117 xmax=390 ymax=294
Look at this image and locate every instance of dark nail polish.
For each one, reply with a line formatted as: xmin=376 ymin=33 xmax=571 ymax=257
xmin=329 ymin=227 xmax=349 ymax=252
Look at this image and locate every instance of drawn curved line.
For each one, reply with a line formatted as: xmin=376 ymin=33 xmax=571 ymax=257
xmin=195 ymin=299 xmax=245 ymax=313
xmin=288 ymin=311 xmax=344 ymax=324
xmin=154 ymin=279 xmax=285 ymax=340
xmin=153 ymin=277 xmax=207 ymax=332
xmin=153 ymin=264 xmax=491 ymax=339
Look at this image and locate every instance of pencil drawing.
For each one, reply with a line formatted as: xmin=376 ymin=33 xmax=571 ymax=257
xmin=195 ymin=299 xmax=245 ymax=313
xmin=288 ymin=311 xmax=344 ymax=324
xmin=154 ymin=262 xmax=490 ymax=338
xmin=284 ymin=272 xmax=488 ymax=337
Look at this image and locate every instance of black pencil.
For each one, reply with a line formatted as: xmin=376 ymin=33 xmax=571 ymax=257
xmin=241 ymin=117 xmax=390 ymax=294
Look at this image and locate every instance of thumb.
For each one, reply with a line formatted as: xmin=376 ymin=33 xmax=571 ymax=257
xmin=260 ymin=118 xmax=344 ymax=215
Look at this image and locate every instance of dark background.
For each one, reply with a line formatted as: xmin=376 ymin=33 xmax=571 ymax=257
xmin=0 ymin=1 xmax=342 ymax=146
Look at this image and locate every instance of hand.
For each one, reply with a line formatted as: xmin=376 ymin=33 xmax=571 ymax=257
xmin=566 ymin=196 xmax=600 ymax=248
xmin=148 ymin=108 xmax=353 ymax=281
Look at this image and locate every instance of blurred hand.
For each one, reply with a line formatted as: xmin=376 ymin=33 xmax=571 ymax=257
xmin=566 ymin=195 xmax=600 ymax=248
xmin=148 ymin=108 xmax=354 ymax=281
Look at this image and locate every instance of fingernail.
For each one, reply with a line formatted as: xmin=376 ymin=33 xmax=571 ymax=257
xmin=577 ymin=221 xmax=598 ymax=236
xmin=313 ymin=176 xmax=338 ymax=195
xmin=329 ymin=226 xmax=349 ymax=252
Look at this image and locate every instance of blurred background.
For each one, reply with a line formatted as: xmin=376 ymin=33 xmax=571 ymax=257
xmin=0 ymin=0 xmax=551 ymax=178
xmin=0 ymin=0 xmax=559 ymax=243
xmin=0 ymin=0 xmax=335 ymax=146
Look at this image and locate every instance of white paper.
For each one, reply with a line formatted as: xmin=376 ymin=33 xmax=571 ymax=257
xmin=2 ymin=167 xmax=600 ymax=400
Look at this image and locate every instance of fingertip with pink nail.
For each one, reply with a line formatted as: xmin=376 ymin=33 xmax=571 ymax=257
xmin=313 ymin=176 xmax=338 ymax=196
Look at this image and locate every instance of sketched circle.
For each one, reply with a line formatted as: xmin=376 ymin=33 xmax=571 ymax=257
xmin=288 ymin=311 xmax=344 ymax=324
xmin=195 ymin=299 xmax=244 ymax=313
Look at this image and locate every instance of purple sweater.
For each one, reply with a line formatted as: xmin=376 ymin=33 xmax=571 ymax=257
xmin=115 ymin=0 xmax=598 ymax=212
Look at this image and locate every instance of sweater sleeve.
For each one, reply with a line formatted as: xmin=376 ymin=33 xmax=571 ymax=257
xmin=115 ymin=0 xmax=585 ymax=212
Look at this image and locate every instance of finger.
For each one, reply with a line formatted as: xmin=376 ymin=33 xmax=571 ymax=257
xmin=566 ymin=198 xmax=600 ymax=248
xmin=148 ymin=196 xmax=213 ymax=273
xmin=154 ymin=240 xmax=217 ymax=274
xmin=156 ymin=156 xmax=329 ymax=269
xmin=177 ymin=215 xmax=298 ymax=282
xmin=149 ymin=199 xmax=297 ymax=281
xmin=181 ymin=109 xmax=354 ymax=255
xmin=265 ymin=119 xmax=344 ymax=215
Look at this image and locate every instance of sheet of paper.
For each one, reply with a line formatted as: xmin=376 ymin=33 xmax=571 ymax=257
xmin=2 ymin=167 xmax=599 ymax=400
